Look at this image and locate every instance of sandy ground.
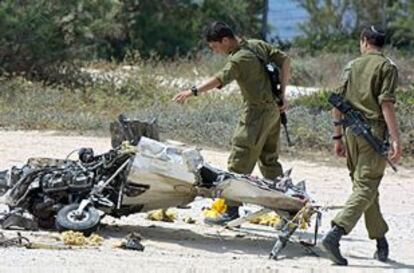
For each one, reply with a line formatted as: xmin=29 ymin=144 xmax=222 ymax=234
xmin=0 ymin=131 xmax=413 ymax=273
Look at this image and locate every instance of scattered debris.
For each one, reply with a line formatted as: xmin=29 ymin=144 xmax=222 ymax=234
xmin=0 ymin=230 xmax=104 ymax=250
xmin=0 ymin=232 xmax=30 ymax=248
xmin=87 ymin=233 xmax=104 ymax=246
xmin=249 ymin=212 xmax=281 ymax=227
xmin=183 ymin=217 xmax=196 ymax=224
xmin=61 ymin=231 xmax=103 ymax=246
xmin=62 ymin=231 xmax=87 ymax=246
xmin=26 ymin=242 xmax=71 ymax=250
xmin=0 ymin=231 xmax=72 ymax=250
xmin=146 ymin=209 xmax=177 ymax=222
xmin=0 ymin=209 xmax=39 ymax=230
xmin=202 ymin=198 xmax=227 ymax=219
xmin=114 ymin=232 xmax=144 ymax=251
xmin=0 ymin=121 xmax=318 ymax=259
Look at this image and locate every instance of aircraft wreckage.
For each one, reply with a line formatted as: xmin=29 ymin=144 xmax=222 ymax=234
xmin=0 ymin=115 xmax=321 ymax=259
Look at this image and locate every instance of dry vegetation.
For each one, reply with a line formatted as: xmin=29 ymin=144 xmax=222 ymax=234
xmin=0 ymin=52 xmax=413 ymax=158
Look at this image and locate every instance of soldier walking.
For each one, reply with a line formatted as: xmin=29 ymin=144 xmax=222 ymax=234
xmin=322 ymin=25 xmax=402 ymax=265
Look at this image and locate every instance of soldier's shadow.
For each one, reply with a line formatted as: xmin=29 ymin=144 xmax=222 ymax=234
xmin=347 ymin=254 xmax=414 ymax=270
xmin=100 ymin=222 xmax=324 ymax=259
xmin=100 ymin=223 xmax=413 ymax=269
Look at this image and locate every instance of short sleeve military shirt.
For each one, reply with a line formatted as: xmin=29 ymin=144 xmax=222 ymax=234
xmin=214 ymin=39 xmax=288 ymax=107
xmin=336 ymin=51 xmax=398 ymax=121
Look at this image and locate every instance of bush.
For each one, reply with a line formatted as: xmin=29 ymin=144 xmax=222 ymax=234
xmin=396 ymin=88 xmax=414 ymax=156
xmin=0 ymin=0 xmax=263 ymax=79
xmin=0 ymin=0 xmax=122 ymax=76
xmin=290 ymin=90 xmax=330 ymax=110
xmin=289 ymin=51 xmax=413 ymax=89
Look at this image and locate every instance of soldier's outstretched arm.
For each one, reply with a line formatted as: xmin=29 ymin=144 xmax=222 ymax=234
xmin=172 ymin=77 xmax=222 ymax=104
xmin=381 ymin=101 xmax=402 ymax=163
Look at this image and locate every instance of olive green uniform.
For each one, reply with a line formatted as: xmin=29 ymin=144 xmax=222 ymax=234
xmin=214 ymin=39 xmax=288 ymax=179
xmin=332 ymin=52 xmax=398 ymax=239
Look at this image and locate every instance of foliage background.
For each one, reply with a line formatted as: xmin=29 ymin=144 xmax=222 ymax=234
xmin=0 ymin=0 xmax=413 ymax=160
xmin=292 ymin=0 xmax=414 ymax=52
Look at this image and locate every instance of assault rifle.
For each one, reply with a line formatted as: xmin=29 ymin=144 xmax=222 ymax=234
xmin=328 ymin=93 xmax=397 ymax=172
xmin=244 ymin=46 xmax=293 ymax=146
xmin=266 ymin=64 xmax=293 ymax=146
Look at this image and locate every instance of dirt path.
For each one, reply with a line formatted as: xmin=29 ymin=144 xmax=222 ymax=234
xmin=0 ymin=131 xmax=413 ymax=273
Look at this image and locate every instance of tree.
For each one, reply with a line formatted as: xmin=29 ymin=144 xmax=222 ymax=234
xmin=119 ymin=0 xmax=264 ymax=57
xmin=0 ymin=0 xmax=122 ymax=75
xmin=388 ymin=1 xmax=414 ymax=49
xmin=293 ymin=0 xmax=408 ymax=52
xmin=0 ymin=0 xmax=265 ymax=77
xmin=292 ymin=0 xmax=355 ymax=52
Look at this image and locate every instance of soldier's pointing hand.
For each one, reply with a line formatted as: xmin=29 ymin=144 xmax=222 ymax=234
xmin=173 ymin=90 xmax=192 ymax=104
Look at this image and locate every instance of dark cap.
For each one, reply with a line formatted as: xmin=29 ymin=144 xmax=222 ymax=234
xmin=361 ymin=25 xmax=386 ymax=47
xmin=205 ymin=21 xmax=235 ymax=42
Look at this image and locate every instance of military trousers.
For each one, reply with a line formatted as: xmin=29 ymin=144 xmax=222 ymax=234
xmin=228 ymin=106 xmax=283 ymax=180
xmin=332 ymin=124 xmax=389 ymax=239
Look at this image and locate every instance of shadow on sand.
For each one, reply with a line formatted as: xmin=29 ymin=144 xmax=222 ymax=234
xmin=100 ymin=222 xmax=323 ymax=259
xmin=99 ymin=222 xmax=413 ymax=269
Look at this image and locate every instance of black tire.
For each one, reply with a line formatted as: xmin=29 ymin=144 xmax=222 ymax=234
xmin=55 ymin=204 xmax=101 ymax=234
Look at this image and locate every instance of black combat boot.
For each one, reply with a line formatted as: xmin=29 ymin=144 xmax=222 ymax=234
xmin=321 ymin=225 xmax=348 ymax=266
xmin=374 ymin=237 xmax=389 ymax=262
xmin=204 ymin=206 xmax=239 ymax=226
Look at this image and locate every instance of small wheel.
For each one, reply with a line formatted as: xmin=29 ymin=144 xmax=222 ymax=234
xmin=56 ymin=204 xmax=100 ymax=234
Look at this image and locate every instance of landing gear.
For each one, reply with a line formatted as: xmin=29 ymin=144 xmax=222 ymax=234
xmin=55 ymin=204 xmax=100 ymax=234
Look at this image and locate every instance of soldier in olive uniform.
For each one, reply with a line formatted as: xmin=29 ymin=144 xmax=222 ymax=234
xmin=173 ymin=21 xmax=291 ymax=224
xmin=322 ymin=26 xmax=402 ymax=266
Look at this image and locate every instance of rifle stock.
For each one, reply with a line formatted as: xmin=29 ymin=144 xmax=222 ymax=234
xmin=245 ymin=46 xmax=293 ymax=147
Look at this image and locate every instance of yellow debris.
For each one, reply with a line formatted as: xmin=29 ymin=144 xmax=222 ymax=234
xmin=62 ymin=231 xmax=87 ymax=246
xmin=146 ymin=209 xmax=177 ymax=222
xmin=202 ymin=198 xmax=227 ymax=218
xmin=298 ymin=210 xmax=311 ymax=230
xmin=299 ymin=221 xmax=309 ymax=230
xmin=249 ymin=212 xmax=281 ymax=227
xmin=121 ymin=141 xmax=137 ymax=154
xmin=61 ymin=231 xmax=104 ymax=246
xmin=87 ymin=234 xmax=104 ymax=246
xmin=211 ymin=198 xmax=227 ymax=214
